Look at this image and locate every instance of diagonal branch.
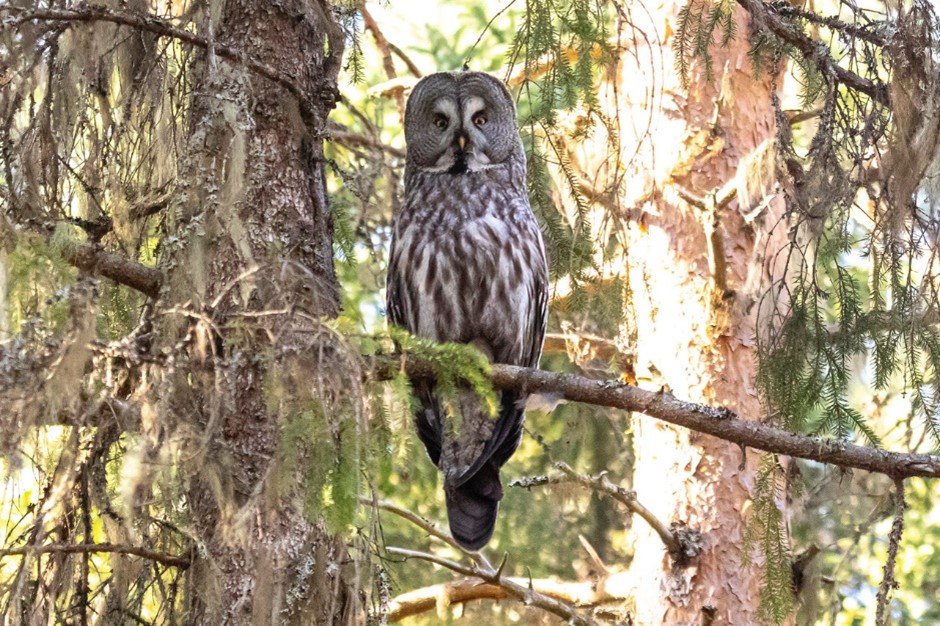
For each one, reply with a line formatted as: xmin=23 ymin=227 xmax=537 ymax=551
xmin=511 ymin=462 xmax=685 ymax=559
xmin=386 ymin=40 xmax=423 ymax=79
xmin=376 ymin=356 xmax=940 ymax=479
xmin=359 ymin=496 xmax=472 ymax=557
xmin=360 ymin=4 xmax=421 ymax=78
xmin=128 ymin=189 xmax=174 ymax=221
xmin=482 ymin=364 xmax=940 ymax=479
xmin=735 ymin=0 xmax=889 ymax=105
xmin=361 ymin=3 xmax=417 ymax=123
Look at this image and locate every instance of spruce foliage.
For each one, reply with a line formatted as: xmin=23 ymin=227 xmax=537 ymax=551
xmin=675 ymin=0 xmax=940 ymax=446
xmin=509 ymin=0 xmax=612 ymax=283
xmin=743 ymin=455 xmax=795 ymax=623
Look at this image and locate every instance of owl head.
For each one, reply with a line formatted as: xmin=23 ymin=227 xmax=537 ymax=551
xmin=404 ymin=71 xmax=521 ymax=174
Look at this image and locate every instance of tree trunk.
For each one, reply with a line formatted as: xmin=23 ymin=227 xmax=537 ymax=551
xmin=572 ymin=5 xmax=787 ymax=623
xmin=159 ymin=1 xmax=354 ymax=623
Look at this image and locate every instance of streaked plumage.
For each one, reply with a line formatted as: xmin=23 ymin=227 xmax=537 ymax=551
xmin=387 ymin=71 xmax=548 ymax=550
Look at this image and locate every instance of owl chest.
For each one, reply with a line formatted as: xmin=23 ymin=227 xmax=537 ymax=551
xmin=401 ymin=181 xmax=521 ymax=263
xmin=396 ymin=211 xmax=532 ymax=342
xmin=406 ymin=211 xmax=517 ymax=287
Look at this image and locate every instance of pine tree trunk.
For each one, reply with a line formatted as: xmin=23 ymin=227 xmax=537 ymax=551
xmin=573 ymin=5 xmax=788 ymax=623
xmin=159 ymin=1 xmax=353 ymax=623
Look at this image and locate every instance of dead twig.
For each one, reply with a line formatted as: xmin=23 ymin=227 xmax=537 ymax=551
xmin=385 ymin=547 xmax=598 ymax=625
xmin=0 ymin=542 xmax=192 ymax=569
xmin=875 ymin=477 xmax=906 ymax=625
xmin=358 ymin=496 xmax=477 ymax=561
xmin=511 ymin=462 xmax=687 ymax=560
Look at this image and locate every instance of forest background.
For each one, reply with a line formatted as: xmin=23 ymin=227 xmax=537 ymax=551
xmin=1 ymin=0 xmax=940 ymax=624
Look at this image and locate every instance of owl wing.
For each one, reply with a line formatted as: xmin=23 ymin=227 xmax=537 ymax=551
xmin=385 ymin=230 xmax=407 ymax=329
xmin=442 ymin=215 xmax=546 ymax=549
xmin=453 ymin=215 xmax=548 ymax=481
xmin=386 ymin=225 xmax=446 ymax=466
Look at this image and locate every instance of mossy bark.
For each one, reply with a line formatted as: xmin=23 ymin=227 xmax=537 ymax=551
xmin=160 ymin=1 xmax=353 ymax=623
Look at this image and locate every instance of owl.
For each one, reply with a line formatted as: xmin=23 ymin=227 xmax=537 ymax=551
xmin=386 ymin=71 xmax=548 ymax=550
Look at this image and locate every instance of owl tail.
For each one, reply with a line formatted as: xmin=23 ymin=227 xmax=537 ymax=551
xmin=444 ymin=461 xmax=503 ymax=551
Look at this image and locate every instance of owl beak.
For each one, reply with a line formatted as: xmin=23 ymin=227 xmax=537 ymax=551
xmin=457 ymin=133 xmax=467 ymax=151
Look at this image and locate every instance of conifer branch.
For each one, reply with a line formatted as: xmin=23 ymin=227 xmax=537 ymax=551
xmin=1 ymin=4 xmax=313 ymax=115
xmin=60 ymin=241 xmax=162 ymax=299
xmin=378 ymin=357 xmax=940 ymax=479
xmin=735 ymin=0 xmax=889 ymax=105
xmin=0 ymin=542 xmax=191 ymax=569
xmin=385 ymin=547 xmax=602 ymax=625
xmin=483 ymin=364 xmax=940 ymax=478
xmin=511 ymin=462 xmax=686 ymax=560
xmin=778 ymin=5 xmax=887 ymax=47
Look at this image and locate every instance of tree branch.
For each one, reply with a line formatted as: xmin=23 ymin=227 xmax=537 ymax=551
xmin=387 ymin=574 xmax=631 ymax=623
xmin=773 ymin=4 xmax=888 ymax=47
xmin=543 ymin=332 xmax=622 ymax=363
xmin=373 ymin=498 xmax=634 ymax=623
xmin=875 ymin=478 xmax=906 ymax=626
xmin=0 ymin=542 xmax=191 ymax=569
xmin=385 ymin=547 xmax=603 ymax=625
xmin=358 ymin=496 xmax=474 ymax=558
xmin=360 ymin=4 xmax=406 ymax=118
xmin=60 ymin=241 xmax=162 ymax=299
xmin=128 ymin=189 xmax=174 ymax=221
xmin=510 ymin=462 xmax=686 ymax=559
xmin=482 ymin=364 xmax=940 ymax=478
xmin=386 ymin=40 xmax=423 ymax=79
xmin=326 ymin=121 xmax=406 ymax=158
xmin=376 ymin=357 xmax=940 ymax=479
xmin=736 ymin=0 xmax=889 ymax=106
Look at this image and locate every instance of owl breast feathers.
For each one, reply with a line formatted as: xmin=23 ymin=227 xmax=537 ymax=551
xmin=386 ymin=71 xmax=548 ymax=550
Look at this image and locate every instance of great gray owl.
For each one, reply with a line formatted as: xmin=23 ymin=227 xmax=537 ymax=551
xmin=386 ymin=71 xmax=548 ymax=550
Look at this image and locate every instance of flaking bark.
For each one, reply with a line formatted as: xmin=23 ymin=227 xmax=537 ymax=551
xmin=565 ymin=3 xmax=787 ymax=622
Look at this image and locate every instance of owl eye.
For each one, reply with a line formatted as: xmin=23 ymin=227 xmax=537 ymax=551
xmin=434 ymin=114 xmax=448 ymax=129
xmin=473 ymin=112 xmax=488 ymax=127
